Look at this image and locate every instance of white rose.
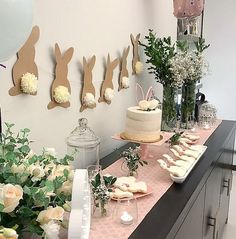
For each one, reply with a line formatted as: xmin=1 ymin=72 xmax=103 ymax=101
xmin=3 ymin=228 xmax=18 ymax=238
xmin=48 ymin=165 xmax=72 ymax=181
xmin=37 ymin=206 xmax=64 ymax=225
xmin=21 ymin=72 xmax=38 ymax=94
xmin=53 ymin=86 xmax=70 ymax=104
xmin=0 ymin=184 xmax=23 ymax=213
xmin=11 ymin=164 xmax=26 ymax=174
xmin=149 ymin=99 xmax=160 ymax=110
xmin=40 ymin=221 xmax=60 ymax=239
xmin=25 ymin=149 xmax=35 ymax=160
xmin=68 ymin=170 xmax=74 ymax=182
xmin=11 ymin=164 xmax=28 ymax=183
xmin=44 ymin=163 xmax=56 ymax=175
xmin=138 ymin=100 xmax=150 ymax=111
xmin=44 ymin=148 xmax=57 ymax=157
xmin=29 ymin=164 xmax=45 ymax=182
xmin=104 ymin=88 xmax=114 ymax=102
xmin=63 ymin=201 xmax=71 ymax=212
xmin=57 ymin=181 xmax=72 ymax=196
xmin=83 ymin=93 xmax=96 ymax=107
xmin=121 ymin=77 xmax=130 ymax=89
xmin=135 ymin=61 xmax=144 ymax=74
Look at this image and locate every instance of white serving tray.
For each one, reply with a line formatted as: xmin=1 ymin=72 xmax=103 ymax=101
xmin=170 ymin=145 xmax=207 ymax=183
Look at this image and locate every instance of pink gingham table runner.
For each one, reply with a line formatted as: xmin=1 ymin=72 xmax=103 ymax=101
xmin=89 ymin=120 xmax=222 ymax=239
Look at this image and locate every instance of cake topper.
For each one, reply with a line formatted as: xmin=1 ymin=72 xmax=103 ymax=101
xmin=47 ymin=43 xmax=74 ymax=110
xmin=136 ymin=83 xmax=160 ymax=111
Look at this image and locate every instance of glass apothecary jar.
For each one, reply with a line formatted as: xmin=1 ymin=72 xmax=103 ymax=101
xmin=198 ymin=103 xmax=217 ymax=129
xmin=66 ymin=118 xmax=100 ymax=169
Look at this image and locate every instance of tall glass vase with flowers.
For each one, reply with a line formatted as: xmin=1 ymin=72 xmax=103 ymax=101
xmin=170 ymin=39 xmax=210 ymax=129
xmin=140 ymin=30 xmax=180 ymax=131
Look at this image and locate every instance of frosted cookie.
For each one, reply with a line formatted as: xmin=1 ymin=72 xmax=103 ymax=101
xmin=127 ymin=182 xmax=147 ymax=193
xmin=168 ymin=166 xmax=186 ymax=177
xmin=172 ymin=145 xmax=184 ymax=154
xmin=163 ymin=154 xmax=191 ymax=170
xmin=183 ymin=134 xmax=200 ymax=141
xmin=110 ymin=188 xmax=133 ymax=199
xmin=114 ymin=176 xmax=136 ymax=191
xmin=184 ymin=149 xmax=200 ymax=159
xmin=157 ymin=159 xmax=187 ymax=177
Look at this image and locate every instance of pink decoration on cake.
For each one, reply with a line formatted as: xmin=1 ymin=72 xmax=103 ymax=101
xmin=173 ymin=0 xmax=204 ymax=19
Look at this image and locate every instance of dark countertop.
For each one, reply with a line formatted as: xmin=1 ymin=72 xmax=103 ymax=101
xmin=100 ymin=120 xmax=236 ymax=239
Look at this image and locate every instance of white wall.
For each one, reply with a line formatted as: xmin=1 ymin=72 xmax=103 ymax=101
xmin=0 ymin=0 xmax=176 ymax=158
xmin=203 ymin=0 xmax=236 ymax=120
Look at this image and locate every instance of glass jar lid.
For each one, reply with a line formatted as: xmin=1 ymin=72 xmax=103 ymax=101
xmin=66 ymin=118 xmax=100 ymax=148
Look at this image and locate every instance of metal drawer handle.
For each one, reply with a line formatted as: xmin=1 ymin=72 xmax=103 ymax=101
xmin=208 ymin=217 xmax=217 ymax=239
xmin=223 ymin=179 xmax=231 ymax=196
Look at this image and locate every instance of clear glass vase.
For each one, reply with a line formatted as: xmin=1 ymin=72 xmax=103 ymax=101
xmin=162 ymin=85 xmax=178 ymax=131
xmin=180 ymin=82 xmax=196 ymax=129
xmin=121 ymin=160 xmax=138 ymax=178
xmin=92 ymin=198 xmax=110 ymax=217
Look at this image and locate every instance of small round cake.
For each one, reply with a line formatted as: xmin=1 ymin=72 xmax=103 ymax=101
xmin=121 ymin=102 xmax=162 ymax=143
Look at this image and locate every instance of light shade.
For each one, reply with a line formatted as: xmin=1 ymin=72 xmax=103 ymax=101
xmin=173 ymin=0 xmax=204 ymax=19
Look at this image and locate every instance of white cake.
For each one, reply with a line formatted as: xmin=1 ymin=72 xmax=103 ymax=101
xmin=121 ymin=104 xmax=162 ymax=143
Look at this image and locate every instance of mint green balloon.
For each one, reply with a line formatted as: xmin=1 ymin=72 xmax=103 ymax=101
xmin=0 ymin=0 xmax=33 ymax=62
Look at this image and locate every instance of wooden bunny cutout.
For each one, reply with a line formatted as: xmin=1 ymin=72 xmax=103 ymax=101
xmin=80 ymin=55 xmax=96 ymax=112
xmin=119 ymin=46 xmax=130 ymax=91
xmin=130 ymin=33 xmax=142 ymax=75
xmin=47 ymin=43 xmax=74 ymax=110
xmin=98 ymin=54 xmax=119 ymax=104
xmin=9 ymin=25 xmax=40 ymax=96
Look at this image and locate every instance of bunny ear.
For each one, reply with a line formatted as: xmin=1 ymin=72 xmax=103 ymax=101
xmin=136 ymin=83 xmax=145 ymax=104
xmin=63 ymin=47 xmax=74 ymax=63
xmin=55 ymin=43 xmax=62 ymax=62
xmin=89 ymin=55 xmax=96 ymax=70
xmin=145 ymin=87 xmax=153 ymax=101
xmin=107 ymin=54 xmax=111 ymax=65
xmin=24 ymin=25 xmax=40 ymax=46
xmin=130 ymin=34 xmax=135 ymax=43
xmin=83 ymin=56 xmax=87 ymax=67
xmin=111 ymin=58 xmax=119 ymax=69
xmin=124 ymin=46 xmax=130 ymax=58
xmin=136 ymin=33 xmax=141 ymax=41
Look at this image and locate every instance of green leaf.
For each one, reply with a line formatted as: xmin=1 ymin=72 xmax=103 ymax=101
xmin=23 ymin=186 xmax=32 ymax=196
xmin=18 ymin=206 xmax=35 ymax=217
xmin=63 ymin=169 xmax=69 ymax=178
xmin=27 ymin=224 xmax=44 ymax=235
xmin=19 ymin=145 xmax=30 ymax=154
xmin=21 ymin=128 xmax=30 ymax=133
xmin=0 ymin=203 xmax=4 ymax=212
xmin=45 ymin=180 xmax=54 ymax=192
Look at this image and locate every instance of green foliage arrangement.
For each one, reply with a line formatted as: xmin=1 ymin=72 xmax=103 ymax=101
xmin=120 ymin=146 xmax=147 ymax=176
xmin=0 ymin=123 xmax=74 ymax=239
xmin=90 ymin=174 xmax=116 ymax=216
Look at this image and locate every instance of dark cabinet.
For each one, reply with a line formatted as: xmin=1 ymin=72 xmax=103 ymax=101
xmin=203 ymin=164 xmax=222 ymax=239
xmin=218 ymin=135 xmax=234 ymax=238
xmin=173 ymin=132 xmax=235 ymax=239
xmin=174 ymin=186 xmax=205 ymax=239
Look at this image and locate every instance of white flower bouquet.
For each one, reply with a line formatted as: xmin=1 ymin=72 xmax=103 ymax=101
xmin=0 ymin=123 xmax=74 ymax=239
